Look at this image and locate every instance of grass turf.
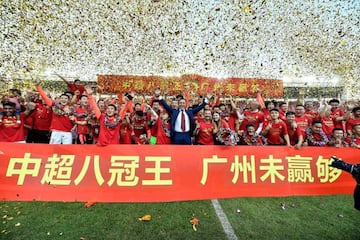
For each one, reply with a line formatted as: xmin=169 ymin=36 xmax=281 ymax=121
xmin=1 ymin=195 xmax=359 ymax=240
xmin=220 ymin=195 xmax=359 ymax=240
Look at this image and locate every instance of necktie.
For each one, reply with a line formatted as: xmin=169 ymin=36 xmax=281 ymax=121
xmin=181 ymin=110 xmax=186 ymax=132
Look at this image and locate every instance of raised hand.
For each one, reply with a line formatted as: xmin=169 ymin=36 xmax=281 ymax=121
xmin=144 ymin=104 xmax=151 ymax=111
xmin=265 ymin=122 xmax=272 ymax=131
xmin=34 ymin=79 xmax=41 ymax=86
xmin=84 ymin=86 xmax=93 ymax=95
xmin=329 ymin=156 xmax=355 ymax=174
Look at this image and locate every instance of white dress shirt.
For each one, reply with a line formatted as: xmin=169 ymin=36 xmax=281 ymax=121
xmin=174 ymin=109 xmax=190 ymax=132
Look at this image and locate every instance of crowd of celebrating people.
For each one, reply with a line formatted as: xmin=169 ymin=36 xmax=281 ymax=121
xmin=0 ymin=77 xmax=359 ymax=149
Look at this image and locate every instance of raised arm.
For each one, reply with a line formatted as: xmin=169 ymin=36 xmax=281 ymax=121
xmin=159 ymin=97 xmax=173 ymax=115
xmin=119 ymin=99 xmax=133 ymax=120
xmin=144 ymin=103 xmax=159 ymax=121
xmin=229 ymin=95 xmax=240 ymax=116
xmin=34 ymin=79 xmax=53 ymax=106
xmin=319 ymin=99 xmax=328 ymax=118
xmin=54 ymin=73 xmax=69 ymax=84
xmin=154 ymin=88 xmax=173 ymax=115
xmin=85 ymin=86 xmax=101 ymax=119
xmin=191 ymin=100 xmax=207 ymax=114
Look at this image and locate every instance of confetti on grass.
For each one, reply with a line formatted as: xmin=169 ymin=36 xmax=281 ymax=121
xmin=190 ymin=217 xmax=200 ymax=231
xmin=280 ymin=203 xmax=286 ymax=210
xmin=84 ymin=201 xmax=95 ymax=208
xmin=138 ymin=214 xmax=152 ymax=221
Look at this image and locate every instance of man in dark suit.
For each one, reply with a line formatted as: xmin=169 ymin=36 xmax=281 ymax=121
xmin=158 ymin=95 xmax=208 ymax=144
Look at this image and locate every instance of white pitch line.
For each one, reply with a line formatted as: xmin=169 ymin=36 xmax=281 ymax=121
xmin=211 ymin=199 xmax=238 ymax=240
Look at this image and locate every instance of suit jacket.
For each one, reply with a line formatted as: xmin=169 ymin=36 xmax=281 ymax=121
xmin=159 ymin=99 xmax=206 ymax=137
xmin=353 ymin=166 xmax=360 ymax=211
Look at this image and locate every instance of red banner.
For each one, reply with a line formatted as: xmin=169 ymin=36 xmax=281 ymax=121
xmin=0 ymin=143 xmax=358 ymax=203
xmin=97 ymin=74 xmax=283 ymax=98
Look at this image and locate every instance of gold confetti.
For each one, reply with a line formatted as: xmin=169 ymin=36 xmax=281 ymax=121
xmin=1 ymin=229 xmax=11 ymax=234
xmin=0 ymin=1 xmax=358 ymax=98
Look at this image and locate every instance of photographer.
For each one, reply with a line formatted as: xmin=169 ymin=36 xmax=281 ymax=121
xmin=330 ymin=156 xmax=360 ymax=211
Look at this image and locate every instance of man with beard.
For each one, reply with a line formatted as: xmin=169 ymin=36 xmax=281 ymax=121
xmin=0 ymin=102 xmax=25 ymax=142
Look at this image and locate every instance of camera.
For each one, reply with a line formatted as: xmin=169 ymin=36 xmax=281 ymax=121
xmin=124 ymin=93 xmax=133 ymax=101
xmin=330 ymin=156 xmax=360 ymax=182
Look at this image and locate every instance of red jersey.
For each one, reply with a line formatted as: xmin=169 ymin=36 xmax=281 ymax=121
xmin=50 ymin=104 xmax=74 ymax=132
xmin=240 ymin=110 xmax=265 ymax=131
xmin=262 ymin=109 xmax=271 ymax=122
xmin=74 ymin=105 xmax=91 ymax=135
xmin=286 ymin=122 xmax=302 ymax=145
xmin=36 ymin=85 xmax=74 ymax=132
xmin=119 ymin=122 xmax=132 ymax=144
xmin=196 ymin=120 xmax=214 ymax=145
xmin=132 ymin=117 xmax=149 ymax=144
xmin=219 ymin=119 xmax=230 ymax=129
xmin=327 ymin=137 xmax=348 ymax=148
xmin=67 ymin=83 xmax=85 ymax=95
xmin=321 ymin=116 xmax=335 ymax=137
xmin=156 ymin=123 xmax=171 ymax=144
xmin=224 ymin=113 xmax=237 ymax=131
xmin=304 ymin=110 xmax=319 ymax=120
xmin=23 ymin=113 xmax=34 ymax=130
xmin=239 ymin=134 xmax=263 ymax=145
xmin=148 ymin=115 xmax=160 ymax=137
xmin=88 ymin=115 xmax=100 ymax=142
xmin=295 ymin=115 xmax=312 ymax=133
xmin=150 ymin=118 xmax=171 ymax=145
xmin=264 ymin=121 xmax=288 ymax=145
xmin=345 ymin=136 xmax=360 ymax=148
xmin=146 ymin=111 xmax=160 ymax=124
xmin=0 ymin=113 xmax=25 ymax=142
xmin=346 ymin=117 xmax=360 ymax=133
xmin=97 ymin=114 xmax=121 ymax=146
xmin=279 ymin=110 xmax=287 ymax=122
xmin=32 ymin=104 xmax=52 ymax=131
xmin=329 ymin=108 xmax=344 ymax=129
